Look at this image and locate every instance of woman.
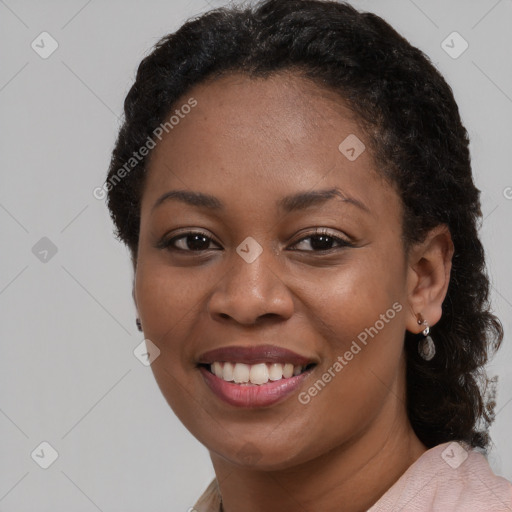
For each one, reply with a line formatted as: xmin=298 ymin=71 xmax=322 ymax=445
xmin=105 ymin=0 xmax=512 ymax=510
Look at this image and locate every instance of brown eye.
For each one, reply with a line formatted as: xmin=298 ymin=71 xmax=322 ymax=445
xmin=160 ymin=232 xmax=221 ymax=252
xmin=290 ymin=230 xmax=353 ymax=252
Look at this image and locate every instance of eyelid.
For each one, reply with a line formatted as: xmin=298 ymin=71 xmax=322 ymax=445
xmin=157 ymin=227 xmax=353 ymax=253
xmin=156 ymin=229 xmax=221 ymax=251
xmin=289 ymin=228 xmax=353 ymax=250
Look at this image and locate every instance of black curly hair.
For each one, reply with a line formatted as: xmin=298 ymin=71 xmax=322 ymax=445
xmin=105 ymin=0 xmax=503 ymax=450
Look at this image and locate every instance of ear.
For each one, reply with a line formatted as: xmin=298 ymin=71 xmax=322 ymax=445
xmin=131 ymin=248 xmax=138 ymax=308
xmin=405 ymin=224 xmax=454 ymax=334
xmin=132 ymin=273 xmax=138 ymax=312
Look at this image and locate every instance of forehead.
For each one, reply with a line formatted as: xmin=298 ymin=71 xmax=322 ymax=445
xmin=171 ymin=71 xmax=365 ymax=156
xmin=141 ymin=71 xmax=400 ymax=222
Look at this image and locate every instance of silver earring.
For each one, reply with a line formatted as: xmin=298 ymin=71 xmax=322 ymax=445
xmin=417 ymin=314 xmax=435 ymax=361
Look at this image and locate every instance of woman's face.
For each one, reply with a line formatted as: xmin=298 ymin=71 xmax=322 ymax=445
xmin=134 ymin=72 xmax=414 ymax=470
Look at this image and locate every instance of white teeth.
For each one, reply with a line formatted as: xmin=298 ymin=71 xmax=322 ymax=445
xmin=249 ymin=363 xmax=269 ymax=385
xmin=283 ymin=363 xmax=294 ymax=379
xmin=212 ymin=361 xmax=223 ymax=378
xmin=233 ymin=363 xmax=250 ymax=383
xmin=268 ymin=363 xmax=283 ymax=381
xmin=223 ymin=362 xmax=234 ymax=381
xmin=208 ymin=362 xmax=309 ymax=385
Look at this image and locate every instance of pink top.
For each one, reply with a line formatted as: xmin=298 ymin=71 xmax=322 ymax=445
xmin=192 ymin=441 xmax=512 ymax=511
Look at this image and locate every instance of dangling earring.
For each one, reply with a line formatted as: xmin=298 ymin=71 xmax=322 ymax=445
xmin=136 ymin=318 xmax=143 ymax=332
xmin=416 ymin=313 xmax=435 ymax=361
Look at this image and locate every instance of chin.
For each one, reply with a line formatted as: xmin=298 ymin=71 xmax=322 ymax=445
xmin=206 ymin=434 xmax=319 ymax=471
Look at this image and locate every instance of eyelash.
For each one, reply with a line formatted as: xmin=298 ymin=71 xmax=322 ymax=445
xmin=157 ymin=228 xmax=354 ymax=254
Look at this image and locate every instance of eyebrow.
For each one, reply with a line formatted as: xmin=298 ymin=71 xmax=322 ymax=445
xmin=151 ymin=187 xmax=370 ymax=214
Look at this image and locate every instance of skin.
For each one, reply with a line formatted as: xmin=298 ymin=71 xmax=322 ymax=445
xmin=133 ymin=71 xmax=454 ymax=512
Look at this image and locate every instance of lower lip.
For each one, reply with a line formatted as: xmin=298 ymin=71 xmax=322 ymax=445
xmin=199 ymin=366 xmax=314 ymax=408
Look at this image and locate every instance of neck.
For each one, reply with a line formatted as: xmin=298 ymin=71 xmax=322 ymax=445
xmin=210 ymin=403 xmax=427 ymax=512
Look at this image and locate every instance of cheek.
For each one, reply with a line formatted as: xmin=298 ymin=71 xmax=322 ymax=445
xmin=300 ymin=245 xmax=405 ymax=347
xmin=134 ymin=260 xmax=211 ymax=427
xmin=133 ymin=257 xmax=215 ymax=404
xmin=294 ymin=299 xmax=406 ymax=461
xmin=135 ymin=258 xmax=208 ymax=338
xmin=296 ymin=250 xmax=407 ymax=422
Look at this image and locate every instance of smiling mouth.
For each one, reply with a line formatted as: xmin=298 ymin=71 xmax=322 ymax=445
xmin=198 ymin=361 xmax=317 ymax=386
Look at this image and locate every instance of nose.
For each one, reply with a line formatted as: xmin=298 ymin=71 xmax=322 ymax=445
xmin=207 ymin=242 xmax=295 ymax=326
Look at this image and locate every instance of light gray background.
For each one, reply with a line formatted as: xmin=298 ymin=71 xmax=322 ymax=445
xmin=1 ymin=1 xmax=511 ymax=511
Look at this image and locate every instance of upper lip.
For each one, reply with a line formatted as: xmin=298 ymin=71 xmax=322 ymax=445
xmin=197 ymin=344 xmax=317 ymax=366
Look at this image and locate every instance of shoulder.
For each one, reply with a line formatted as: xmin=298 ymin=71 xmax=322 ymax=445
xmin=369 ymin=441 xmax=512 ymax=512
xmin=192 ymin=478 xmax=222 ymax=512
xmin=191 ymin=443 xmax=512 ymax=512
